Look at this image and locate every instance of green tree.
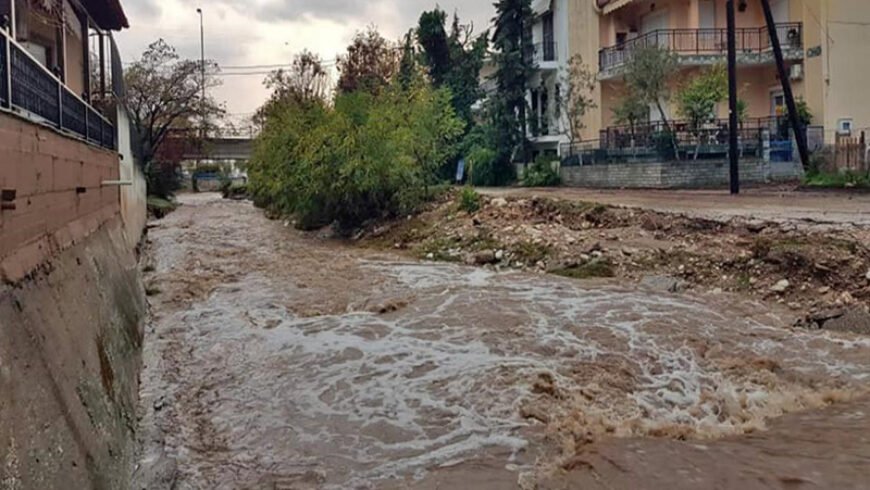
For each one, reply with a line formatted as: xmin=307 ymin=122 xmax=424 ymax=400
xmin=676 ymin=65 xmax=727 ymax=160
xmin=255 ymin=50 xmax=330 ymax=127
xmin=623 ymin=45 xmax=679 ymax=158
xmin=491 ymin=0 xmax=536 ymax=176
xmin=416 ymin=9 xmax=488 ymax=127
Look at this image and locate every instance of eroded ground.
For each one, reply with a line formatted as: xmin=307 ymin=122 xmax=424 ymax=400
xmin=135 ymin=193 xmax=870 ymax=490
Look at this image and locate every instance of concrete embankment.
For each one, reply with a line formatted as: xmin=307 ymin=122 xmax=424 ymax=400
xmin=0 ymin=219 xmax=146 ymax=489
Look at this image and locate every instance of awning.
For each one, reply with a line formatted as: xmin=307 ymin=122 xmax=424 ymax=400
xmin=532 ymin=0 xmax=553 ymax=16
xmin=81 ymin=0 xmax=129 ymax=30
xmin=597 ymin=0 xmax=638 ymax=15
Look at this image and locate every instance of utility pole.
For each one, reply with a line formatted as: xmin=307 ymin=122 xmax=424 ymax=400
xmin=760 ymin=0 xmax=810 ymax=169
xmin=726 ymin=0 xmax=740 ymax=195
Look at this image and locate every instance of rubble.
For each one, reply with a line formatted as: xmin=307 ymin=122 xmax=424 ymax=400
xmin=360 ymin=191 xmax=870 ymax=331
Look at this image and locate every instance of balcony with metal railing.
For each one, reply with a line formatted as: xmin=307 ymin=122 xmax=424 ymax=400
xmin=598 ymin=22 xmax=803 ymax=78
xmin=0 ymin=29 xmax=116 ymax=151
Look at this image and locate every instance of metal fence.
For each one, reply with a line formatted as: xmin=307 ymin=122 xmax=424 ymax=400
xmin=0 ymin=29 xmax=115 ymax=151
xmin=599 ymin=22 xmax=803 ymax=72
xmin=561 ymin=117 xmax=807 ymax=166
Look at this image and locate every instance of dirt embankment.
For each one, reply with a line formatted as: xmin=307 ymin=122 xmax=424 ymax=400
xmin=359 ymin=191 xmax=870 ymax=334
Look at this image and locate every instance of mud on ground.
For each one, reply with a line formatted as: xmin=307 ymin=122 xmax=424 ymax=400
xmin=359 ymin=191 xmax=870 ymax=334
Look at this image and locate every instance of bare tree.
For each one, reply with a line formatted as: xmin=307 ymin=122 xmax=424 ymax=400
xmin=337 ymin=26 xmax=401 ymax=95
xmin=123 ymin=39 xmax=224 ymax=167
xmin=557 ymin=55 xmax=597 ymax=152
xmin=255 ymin=51 xmax=331 ymax=126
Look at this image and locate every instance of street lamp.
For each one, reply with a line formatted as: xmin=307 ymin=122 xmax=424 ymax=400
xmin=196 ymin=7 xmax=206 ymax=159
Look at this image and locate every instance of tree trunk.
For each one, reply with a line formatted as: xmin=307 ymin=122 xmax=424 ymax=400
xmin=656 ymin=100 xmax=680 ymax=161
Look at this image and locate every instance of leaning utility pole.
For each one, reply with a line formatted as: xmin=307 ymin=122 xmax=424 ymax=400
xmin=760 ymin=0 xmax=810 ymax=169
xmin=726 ymin=0 xmax=740 ymax=195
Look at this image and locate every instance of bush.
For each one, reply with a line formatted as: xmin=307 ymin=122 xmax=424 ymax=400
xmin=145 ymin=161 xmax=182 ymax=199
xmin=467 ymin=146 xmax=500 ymax=186
xmin=804 ymin=170 xmax=870 ymax=189
xmin=248 ymin=80 xmax=464 ymax=231
xmin=457 ymin=186 xmax=481 ymax=213
xmin=522 ymin=155 xmax=561 ymax=187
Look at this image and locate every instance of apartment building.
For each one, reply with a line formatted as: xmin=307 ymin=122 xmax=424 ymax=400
xmin=527 ymin=0 xmax=870 ymax=156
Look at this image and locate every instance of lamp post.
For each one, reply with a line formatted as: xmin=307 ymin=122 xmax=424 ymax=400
xmin=196 ymin=7 xmax=206 ymax=166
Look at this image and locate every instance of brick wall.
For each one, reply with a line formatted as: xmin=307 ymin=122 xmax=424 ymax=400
xmin=560 ymin=159 xmax=804 ymax=189
xmin=0 ymin=112 xmax=120 ymax=282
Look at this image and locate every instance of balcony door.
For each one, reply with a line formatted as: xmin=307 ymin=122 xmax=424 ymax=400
xmin=642 ymin=9 xmax=669 ymax=48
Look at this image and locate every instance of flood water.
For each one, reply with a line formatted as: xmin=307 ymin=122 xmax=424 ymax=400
xmin=136 ymin=194 xmax=870 ymax=489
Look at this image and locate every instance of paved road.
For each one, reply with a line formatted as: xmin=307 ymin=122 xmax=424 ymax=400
xmin=481 ymin=187 xmax=870 ymax=228
xmin=134 ymin=194 xmax=870 ymax=489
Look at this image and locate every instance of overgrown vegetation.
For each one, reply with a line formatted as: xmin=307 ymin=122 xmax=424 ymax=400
xmin=457 ymin=187 xmax=482 ymax=213
xmin=522 ymin=155 xmax=561 ymax=187
xmin=248 ymin=48 xmax=464 ymax=231
xmin=804 ymin=170 xmax=870 ymax=189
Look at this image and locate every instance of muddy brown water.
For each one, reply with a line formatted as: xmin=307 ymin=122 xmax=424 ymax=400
xmin=136 ymin=194 xmax=870 ymax=490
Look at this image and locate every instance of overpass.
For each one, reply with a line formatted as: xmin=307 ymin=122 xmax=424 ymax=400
xmin=182 ymin=137 xmax=255 ymax=162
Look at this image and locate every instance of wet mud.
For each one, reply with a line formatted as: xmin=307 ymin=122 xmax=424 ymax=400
xmin=137 ymin=194 xmax=870 ymax=489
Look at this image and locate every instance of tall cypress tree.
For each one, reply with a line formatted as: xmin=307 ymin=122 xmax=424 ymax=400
xmin=417 ymin=9 xmax=488 ymax=128
xmin=491 ymin=0 xmax=535 ymax=175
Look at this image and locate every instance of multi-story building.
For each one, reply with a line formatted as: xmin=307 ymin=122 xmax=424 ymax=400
xmin=527 ymin=0 xmax=870 ymax=157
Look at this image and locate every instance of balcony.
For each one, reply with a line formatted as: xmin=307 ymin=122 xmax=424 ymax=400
xmin=0 ymin=29 xmax=115 ymax=151
xmin=532 ymin=41 xmax=559 ymax=70
xmin=598 ymin=23 xmax=803 ymax=78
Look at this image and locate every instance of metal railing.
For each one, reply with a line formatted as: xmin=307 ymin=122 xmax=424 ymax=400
xmin=599 ymin=22 xmax=803 ymax=72
xmin=0 ymin=28 xmax=115 ymax=151
xmin=561 ymin=116 xmax=804 ymax=165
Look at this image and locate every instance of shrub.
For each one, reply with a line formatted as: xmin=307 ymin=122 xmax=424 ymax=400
xmin=522 ymin=155 xmax=561 ymax=187
xmin=467 ymin=146 xmax=500 ymax=186
xmin=248 ymin=80 xmax=464 ymax=231
xmin=457 ymin=186 xmax=481 ymax=213
xmin=145 ymin=161 xmax=182 ymax=199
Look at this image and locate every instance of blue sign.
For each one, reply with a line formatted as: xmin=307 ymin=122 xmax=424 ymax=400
xmin=455 ymin=158 xmax=466 ymax=183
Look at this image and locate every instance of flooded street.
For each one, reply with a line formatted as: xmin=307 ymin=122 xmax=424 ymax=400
xmin=137 ymin=194 xmax=870 ymax=489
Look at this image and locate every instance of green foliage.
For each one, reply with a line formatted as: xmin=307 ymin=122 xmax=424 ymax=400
xmin=623 ymin=45 xmax=679 ymax=157
xmin=612 ymin=89 xmax=649 ymax=132
xmin=336 ymin=27 xmax=401 ymax=95
xmin=491 ymin=0 xmax=536 ymax=171
xmin=416 ymin=9 xmax=488 ymax=128
xmin=145 ymin=161 xmax=182 ymax=199
xmin=792 ymin=97 xmax=814 ymax=126
xmin=522 ymin=155 xmax=561 ymax=187
xmin=467 ymin=146 xmax=503 ymax=186
xmin=248 ymin=80 xmax=463 ymax=231
xmin=804 ymin=170 xmax=870 ymax=189
xmin=677 ymin=65 xmax=727 ymax=131
xmin=676 ymin=65 xmax=727 ymax=159
xmin=457 ymin=187 xmax=481 ymax=213
xmin=146 ymin=195 xmax=177 ymax=219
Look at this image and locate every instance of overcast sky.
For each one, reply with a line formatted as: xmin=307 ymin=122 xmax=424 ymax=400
xmin=115 ymin=0 xmax=495 ymax=125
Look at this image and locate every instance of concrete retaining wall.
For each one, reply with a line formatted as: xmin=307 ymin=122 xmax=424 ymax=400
xmin=560 ymin=159 xmax=805 ymax=189
xmin=0 ymin=112 xmax=121 ymax=282
xmin=116 ymin=107 xmax=147 ymax=250
xmin=0 ymin=219 xmax=146 ymax=489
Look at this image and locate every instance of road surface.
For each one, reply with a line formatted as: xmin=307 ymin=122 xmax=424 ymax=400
xmin=481 ymin=187 xmax=870 ymax=228
xmin=135 ymin=194 xmax=870 ymax=489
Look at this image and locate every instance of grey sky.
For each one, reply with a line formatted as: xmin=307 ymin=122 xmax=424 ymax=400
xmin=115 ymin=0 xmax=495 ymax=123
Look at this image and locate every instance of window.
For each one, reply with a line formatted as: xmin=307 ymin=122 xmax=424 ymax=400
xmin=838 ymin=119 xmax=854 ymax=135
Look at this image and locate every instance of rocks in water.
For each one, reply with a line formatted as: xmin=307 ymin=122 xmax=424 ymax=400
xmin=770 ymin=280 xmax=790 ymax=294
xmin=824 ymin=308 xmax=870 ymax=335
xmin=799 ymin=307 xmax=870 ymax=335
xmin=640 ymin=275 xmax=687 ymax=293
xmin=469 ymin=250 xmax=497 ymax=265
xmin=495 ymin=250 xmax=505 ymax=261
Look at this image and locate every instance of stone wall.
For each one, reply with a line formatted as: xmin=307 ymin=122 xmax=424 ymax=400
xmin=0 ymin=112 xmax=121 ymax=282
xmin=0 ymin=219 xmax=146 ymax=490
xmin=560 ymin=158 xmax=804 ymax=189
